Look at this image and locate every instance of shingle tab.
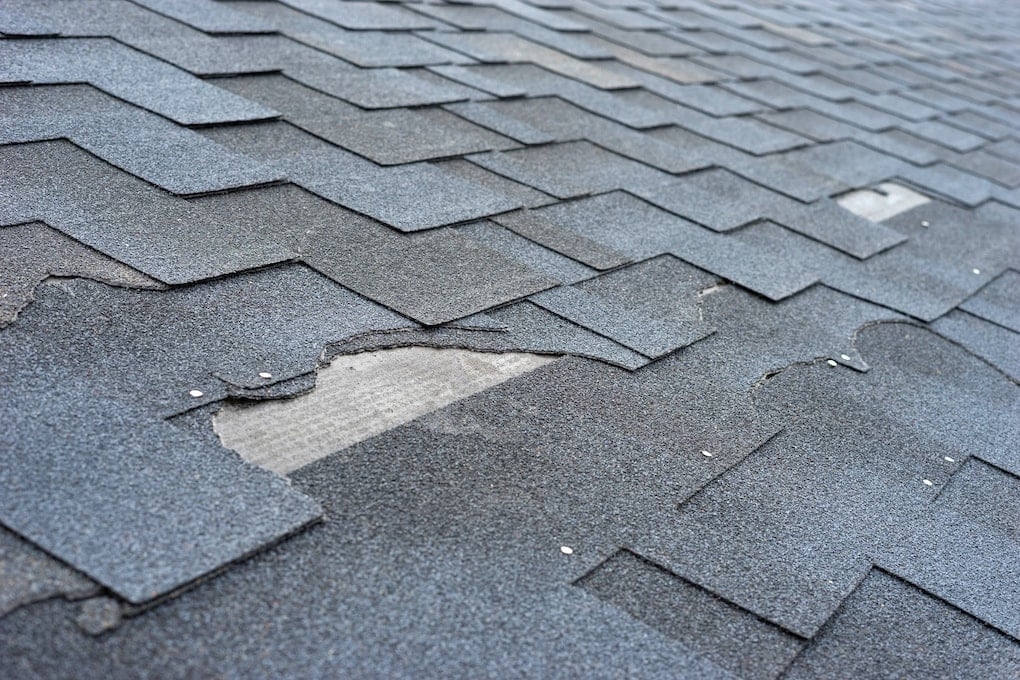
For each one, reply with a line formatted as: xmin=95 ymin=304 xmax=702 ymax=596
xmin=468 ymin=141 xmax=673 ymax=199
xmin=530 ymin=283 xmax=712 ymax=358
xmin=201 ymin=122 xmax=520 ymax=231
xmin=0 ymin=38 xmax=277 ymax=125
xmin=0 ymin=141 xmax=295 ymax=285
xmin=0 ymin=84 xmax=282 ymax=195
xmin=213 ymin=75 xmax=517 ymax=165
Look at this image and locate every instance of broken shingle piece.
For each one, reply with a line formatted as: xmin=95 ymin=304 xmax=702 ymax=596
xmin=0 ymin=222 xmax=163 ymax=328
xmin=332 ymin=301 xmax=650 ymax=371
xmin=0 ymin=380 xmax=322 ymax=605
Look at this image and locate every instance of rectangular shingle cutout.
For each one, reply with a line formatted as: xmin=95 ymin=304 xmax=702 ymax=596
xmin=215 ymin=347 xmax=558 ymax=475
xmin=837 ymin=183 xmax=931 ymax=223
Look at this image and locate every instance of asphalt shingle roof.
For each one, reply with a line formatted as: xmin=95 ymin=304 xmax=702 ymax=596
xmin=1 ymin=0 xmax=1018 ymax=676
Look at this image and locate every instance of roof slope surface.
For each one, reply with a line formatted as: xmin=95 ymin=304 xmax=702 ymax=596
xmin=0 ymin=0 xmax=1018 ymax=677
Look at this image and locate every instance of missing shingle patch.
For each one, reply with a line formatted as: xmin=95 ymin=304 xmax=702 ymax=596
xmin=214 ymin=347 xmax=558 ymax=475
xmin=836 ymin=182 xmax=930 ymax=222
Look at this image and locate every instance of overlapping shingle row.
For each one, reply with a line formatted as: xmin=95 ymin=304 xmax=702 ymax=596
xmin=1 ymin=0 xmax=1018 ymax=675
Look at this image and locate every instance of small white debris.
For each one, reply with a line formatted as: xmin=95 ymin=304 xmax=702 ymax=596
xmin=840 ymin=354 xmax=851 ymax=361
xmin=258 ymin=372 xmax=273 ymax=379
xmin=944 ymin=456 xmax=955 ymax=463
xmin=921 ymin=220 xmax=930 ymax=227
xmin=972 ymin=268 xmax=981 ymax=275
xmin=560 ymin=546 xmax=574 ymax=555
xmin=701 ymin=450 xmax=714 ymax=458
xmin=923 ymin=479 xmax=934 ymax=486
xmin=189 ymin=389 xmax=204 ymax=398
xmin=826 ymin=359 xmax=838 ymax=367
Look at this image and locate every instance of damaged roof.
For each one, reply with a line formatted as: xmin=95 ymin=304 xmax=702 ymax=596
xmin=1 ymin=0 xmax=1019 ymax=676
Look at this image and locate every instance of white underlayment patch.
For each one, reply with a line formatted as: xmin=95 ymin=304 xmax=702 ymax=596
xmin=214 ymin=347 xmax=559 ymax=475
xmin=836 ymin=182 xmax=930 ymax=222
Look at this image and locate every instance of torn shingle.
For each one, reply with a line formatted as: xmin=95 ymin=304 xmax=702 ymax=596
xmin=0 ymin=221 xmax=164 ymax=328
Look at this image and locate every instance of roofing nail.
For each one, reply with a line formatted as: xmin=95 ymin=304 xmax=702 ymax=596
xmin=560 ymin=546 xmax=574 ymax=555
xmin=189 ymin=389 xmax=204 ymax=398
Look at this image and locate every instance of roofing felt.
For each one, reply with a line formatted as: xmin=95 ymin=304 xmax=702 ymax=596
xmin=0 ymin=0 xmax=1018 ymax=677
